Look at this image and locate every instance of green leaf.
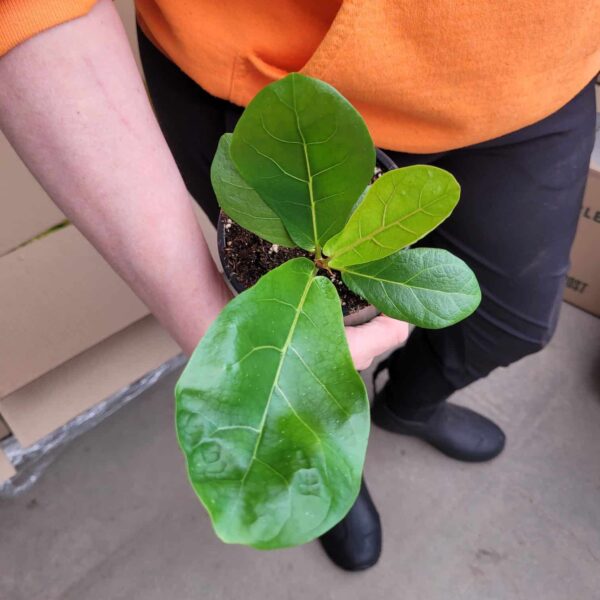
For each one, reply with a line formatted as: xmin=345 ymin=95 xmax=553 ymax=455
xmin=175 ymin=257 xmax=369 ymax=549
xmin=341 ymin=248 xmax=481 ymax=329
xmin=211 ymin=134 xmax=295 ymax=247
xmin=229 ymin=73 xmax=375 ymax=252
xmin=324 ymin=166 xmax=461 ymax=268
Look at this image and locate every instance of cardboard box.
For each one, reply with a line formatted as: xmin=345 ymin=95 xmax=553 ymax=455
xmin=0 ymin=315 xmax=179 ymax=449
xmin=565 ymin=168 xmax=600 ymax=316
xmin=564 ymin=116 xmax=600 ymax=317
xmin=0 ymin=224 xmax=150 ymax=397
xmin=0 ymin=137 xmax=66 ymax=258
xmin=564 ymin=102 xmax=600 ymax=316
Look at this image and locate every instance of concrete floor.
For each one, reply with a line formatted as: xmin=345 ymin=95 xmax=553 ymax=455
xmin=1 ymin=302 xmax=599 ymax=600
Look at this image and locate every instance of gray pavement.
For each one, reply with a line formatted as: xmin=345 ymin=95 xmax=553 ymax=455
xmin=1 ymin=302 xmax=599 ymax=600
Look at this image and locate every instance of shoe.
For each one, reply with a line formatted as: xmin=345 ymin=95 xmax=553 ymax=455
xmin=372 ymin=379 xmax=506 ymax=462
xmin=319 ymin=479 xmax=381 ymax=571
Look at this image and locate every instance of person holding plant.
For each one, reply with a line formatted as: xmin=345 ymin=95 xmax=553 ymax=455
xmin=0 ymin=0 xmax=598 ymax=571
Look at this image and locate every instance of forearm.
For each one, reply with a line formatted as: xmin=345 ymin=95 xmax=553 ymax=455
xmin=0 ymin=0 xmax=229 ymax=355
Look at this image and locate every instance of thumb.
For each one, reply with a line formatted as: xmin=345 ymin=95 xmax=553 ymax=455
xmin=351 ymin=315 xmax=409 ymax=357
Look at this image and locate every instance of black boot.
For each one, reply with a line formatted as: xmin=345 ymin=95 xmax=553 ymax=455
xmin=319 ymin=479 xmax=381 ymax=571
xmin=372 ymin=358 xmax=506 ymax=462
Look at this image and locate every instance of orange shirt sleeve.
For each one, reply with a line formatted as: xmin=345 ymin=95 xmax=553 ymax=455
xmin=0 ymin=0 xmax=96 ymax=57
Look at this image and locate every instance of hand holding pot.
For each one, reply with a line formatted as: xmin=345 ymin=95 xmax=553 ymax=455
xmin=345 ymin=315 xmax=409 ymax=371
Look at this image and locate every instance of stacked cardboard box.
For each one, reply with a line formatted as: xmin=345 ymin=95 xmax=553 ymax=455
xmin=0 ymin=0 xmax=185 ymax=484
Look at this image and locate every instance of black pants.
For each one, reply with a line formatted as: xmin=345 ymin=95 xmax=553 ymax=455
xmin=138 ymin=30 xmax=597 ymax=415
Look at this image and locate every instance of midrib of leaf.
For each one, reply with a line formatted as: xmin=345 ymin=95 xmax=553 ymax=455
xmin=238 ymin=265 xmax=318 ymax=492
xmin=291 ymin=77 xmax=320 ymax=257
xmin=342 ymin=265 xmax=474 ymax=296
xmin=329 ymin=193 xmax=451 ymax=263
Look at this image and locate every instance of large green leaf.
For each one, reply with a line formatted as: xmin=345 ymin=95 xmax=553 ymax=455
xmin=211 ymin=134 xmax=295 ymax=247
xmin=175 ymin=258 xmax=369 ymax=549
xmin=341 ymin=248 xmax=481 ymax=329
xmin=324 ymin=166 xmax=460 ymax=268
xmin=229 ymin=73 xmax=375 ymax=252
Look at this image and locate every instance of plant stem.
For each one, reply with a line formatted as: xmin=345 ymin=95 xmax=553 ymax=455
xmin=314 ymin=256 xmax=333 ymax=275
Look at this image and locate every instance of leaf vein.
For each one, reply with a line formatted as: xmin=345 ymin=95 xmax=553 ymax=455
xmin=288 ymin=345 xmax=351 ymax=419
xmin=260 ymin=113 xmax=302 ymax=145
xmin=243 ymin=140 xmax=308 ymax=183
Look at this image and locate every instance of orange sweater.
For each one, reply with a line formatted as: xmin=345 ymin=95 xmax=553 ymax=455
xmin=1 ymin=0 xmax=599 ymax=153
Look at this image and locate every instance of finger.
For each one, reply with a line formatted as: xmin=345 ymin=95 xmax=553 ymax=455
xmin=355 ymin=356 xmax=374 ymax=371
xmin=347 ymin=315 xmax=409 ymax=359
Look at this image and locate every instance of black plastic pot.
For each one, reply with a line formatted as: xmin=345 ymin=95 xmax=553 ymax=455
xmin=217 ymin=148 xmax=397 ymax=326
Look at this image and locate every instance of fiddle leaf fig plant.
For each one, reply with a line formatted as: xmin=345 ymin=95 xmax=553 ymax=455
xmin=175 ymin=73 xmax=481 ymax=549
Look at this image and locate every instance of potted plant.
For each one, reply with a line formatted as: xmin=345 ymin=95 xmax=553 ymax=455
xmin=175 ymin=74 xmax=481 ymax=550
